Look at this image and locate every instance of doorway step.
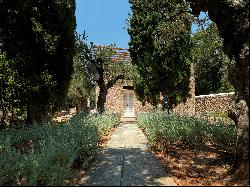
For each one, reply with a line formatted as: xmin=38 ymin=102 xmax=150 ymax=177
xmin=120 ymin=116 xmax=136 ymax=123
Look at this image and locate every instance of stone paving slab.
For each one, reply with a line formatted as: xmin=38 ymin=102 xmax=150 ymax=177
xmin=80 ymin=123 xmax=176 ymax=186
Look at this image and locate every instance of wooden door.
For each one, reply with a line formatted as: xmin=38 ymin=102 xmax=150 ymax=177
xmin=123 ymin=91 xmax=135 ymax=117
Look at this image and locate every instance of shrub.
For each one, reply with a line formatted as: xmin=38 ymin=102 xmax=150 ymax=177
xmin=0 ymin=112 xmax=120 ymax=186
xmin=137 ymin=111 xmax=236 ymax=151
xmin=89 ymin=112 xmax=120 ymax=135
xmin=200 ymin=111 xmax=233 ymax=124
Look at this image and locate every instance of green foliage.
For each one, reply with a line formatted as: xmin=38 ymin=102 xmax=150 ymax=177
xmin=192 ymin=23 xmax=235 ymax=95
xmin=69 ymin=34 xmax=134 ymax=113
xmin=0 ymin=0 xmax=76 ymax=123
xmin=200 ymin=111 xmax=233 ymax=124
xmin=67 ymin=33 xmax=96 ymax=108
xmin=89 ymin=112 xmax=120 ymax=135
xmin=128 ymin=0 xmax=192 ymax=105
xmin=74 ymin=34 xmax=130 ymax=86
xmin=0 ymin=52 xmax=26 ymax=124
xmin=92 ymin=43 xmax=134 ymax=83
xmin=137 ymin=111 xmax=236 ymax=151
xmin=95 ymin=45 xmax=121 ymax=80
xmin=0 ymin=112 xmax=120 ymax=185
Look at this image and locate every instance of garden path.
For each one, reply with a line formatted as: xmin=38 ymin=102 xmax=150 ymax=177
xmin=79 ymin=123 xmax=176 ymax=186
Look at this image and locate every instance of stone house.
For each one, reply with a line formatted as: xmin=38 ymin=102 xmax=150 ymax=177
xmin=96 ymin=79 xmax=154 ymax=121
xmin=94 ymin=48 xmax=196 ymax=120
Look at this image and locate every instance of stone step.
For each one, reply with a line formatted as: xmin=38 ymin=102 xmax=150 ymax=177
xmin=120 ymin=116 xmax=137 ymax=123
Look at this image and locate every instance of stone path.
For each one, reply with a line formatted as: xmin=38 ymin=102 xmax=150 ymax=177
xmin=79 ymin=123 xmax=176 ymax=186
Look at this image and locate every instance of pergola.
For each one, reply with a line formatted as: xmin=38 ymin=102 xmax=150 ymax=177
xmin=93 ymin=45 xmax=131 ymax=63
xmin=111 ymin=47 xmax=131 ymax=63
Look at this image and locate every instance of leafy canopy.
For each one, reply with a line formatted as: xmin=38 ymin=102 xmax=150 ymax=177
xmin=0 ymin=0 xmax=76 ymax=123
xmin=192 ymin=23 xmax=234 ymax=95
xmin=68 ymin=33 xmax=96 ymax=106
xmin=128 ymin=0 xmax=192 ymax=105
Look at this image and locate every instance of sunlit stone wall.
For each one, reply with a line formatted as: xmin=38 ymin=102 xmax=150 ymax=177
xmin=173 ymin=77 xmax=234 ymax=116
xmin=195 ymin=92 xmax=234 ymax=115
xmin=96 ymin=80 xmax=154 ymax=116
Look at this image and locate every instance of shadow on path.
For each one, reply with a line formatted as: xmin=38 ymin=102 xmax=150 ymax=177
xmin=80 ymin=123 xmax=175 ymax=186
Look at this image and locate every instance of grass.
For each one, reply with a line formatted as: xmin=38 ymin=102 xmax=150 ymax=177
xmin=0 ymin=112 xmax=120 ymax=186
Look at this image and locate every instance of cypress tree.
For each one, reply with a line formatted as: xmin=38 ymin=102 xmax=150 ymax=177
xmin=0 ymin=0 xmax=76 ymax=124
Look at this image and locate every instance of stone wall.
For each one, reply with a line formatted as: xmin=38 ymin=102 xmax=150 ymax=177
xmin=135 ymin=100 xmax=154 ymax=113
xmin=173 ymin=89 xmax=234 ymax=116
xmin=195 ymin=92 xmax=234 ymax=115
xmin=172 ymin=63 xmax=234 ymax=116
xmin=95 ymin=80 xmax=123 ymax=115
xmin=103 ymin=82 xmax=124 ymax=115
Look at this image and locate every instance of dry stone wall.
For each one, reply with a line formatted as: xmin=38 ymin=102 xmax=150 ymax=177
xmin=172 ymin=72 xmax=234 ymax=115
xmin=104 ymin=83 xmax=124 ymax=115
xmin=135 ymin=100 xmax=154 ymax=113
xmin=195 ymin=92 xmax=234 ymax=115
xmin=96 ymin=80 xmax=154 ymax=116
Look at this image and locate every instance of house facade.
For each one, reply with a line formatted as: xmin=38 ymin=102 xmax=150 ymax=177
xmin=95 ymin=80 xmax=154 ymax=118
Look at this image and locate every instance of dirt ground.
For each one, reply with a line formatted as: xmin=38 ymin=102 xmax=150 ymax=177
xmin=152 ymin=143 xmax=249 ymax=186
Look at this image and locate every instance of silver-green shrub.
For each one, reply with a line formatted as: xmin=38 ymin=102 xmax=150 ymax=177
xmin=137 ymin=111 xmax=236 ymax=151
xmin=89 ymin=112 xmax=120 ymax=135
xmin=0 ymin=112 xmax=120 ymax=186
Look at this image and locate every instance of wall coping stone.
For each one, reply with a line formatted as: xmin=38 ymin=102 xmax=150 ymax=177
xmin=195 ymin=92 xmax=235 ymax=98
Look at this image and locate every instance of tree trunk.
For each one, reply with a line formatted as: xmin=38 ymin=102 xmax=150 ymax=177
xmin=76 ymin=97 xmax=88 ymax=113
xmin=96 ymin=75 xmax=124 ymax=114
xmin=26 ymin=103 xmax=46 ymax=125
xmin=0 ymin=105 xmax=6 ymax=124
xmin=0 ymin=92 xmax=7 ymax=129
xmin=228 ymin=45 xmax=249 ymax=168
xmin=96 ymin=81 xmax=107 ymax=114
xmin=0 ymin=105 xmax=7 ymax=130
xmin=96 ymin=57 xmax=124 ymax=114
xmin=96 ymin=58 xmax=106 ymax=114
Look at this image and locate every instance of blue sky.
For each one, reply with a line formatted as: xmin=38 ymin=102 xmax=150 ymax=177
xmin=76 ymin=0 xmax=209 ymax=49
xmin=76 ymin=0 xmax=131 ymax=49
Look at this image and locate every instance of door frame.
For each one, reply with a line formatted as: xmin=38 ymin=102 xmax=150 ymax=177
xmin=122 ymin=89 xmax=135 ymax=117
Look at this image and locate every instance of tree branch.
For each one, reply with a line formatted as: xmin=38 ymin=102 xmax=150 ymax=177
xmin=185 ymin=0 xmax=209 ymax=16
xmin=106 ymin=74 xmax=124 ymax=90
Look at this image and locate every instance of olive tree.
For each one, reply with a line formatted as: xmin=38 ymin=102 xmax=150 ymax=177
xmin=186 ymin=0 xmax=249 ymax=168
